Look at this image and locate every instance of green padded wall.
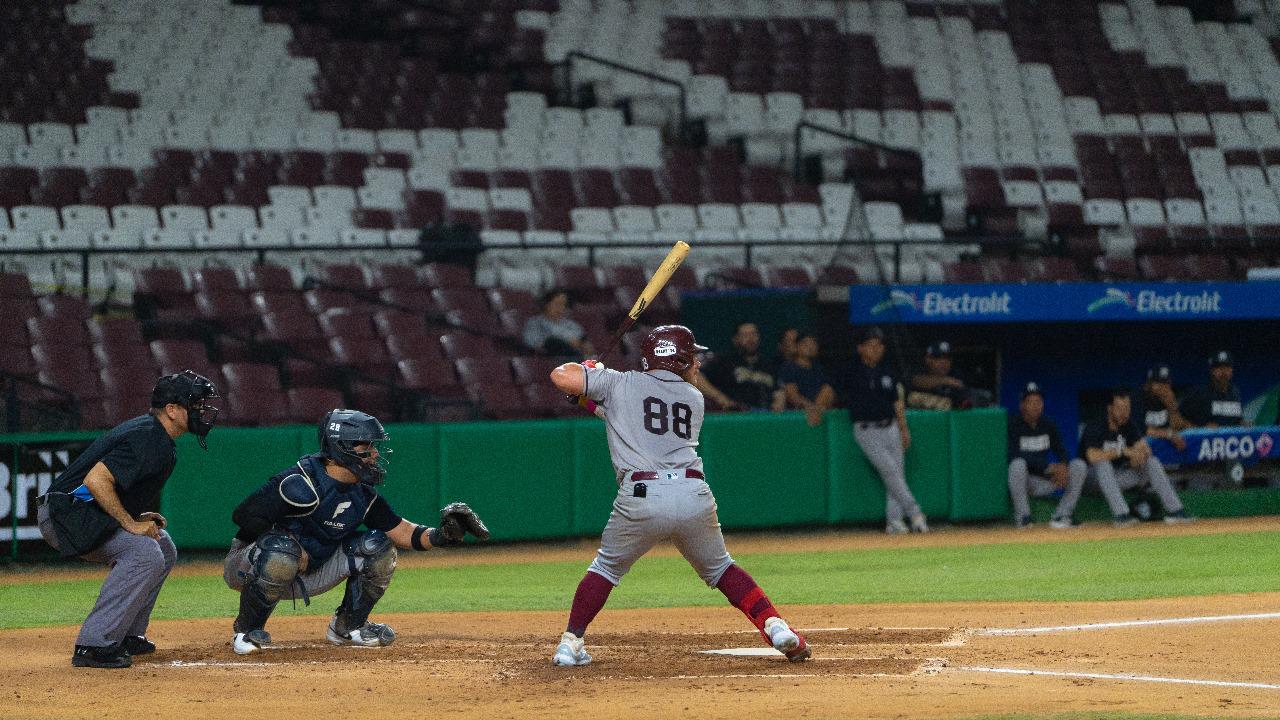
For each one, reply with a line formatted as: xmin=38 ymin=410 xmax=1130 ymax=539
xmin=948 ymin=408 xmax=1011 ymax=520
xmin=6 ymin=408 xmax=1018 ymax=553
xmin=160 ymin=426 xmax=308 ymax=548
xmin=699 ymin=411 xmax=829 ymax=528
xmin=376 ymin=423 xmax=442 ymax=528
xmin=571 ymin=421 xmax=618 ymax=536
xmin=436 ymin=419 xmax=576 ymax=541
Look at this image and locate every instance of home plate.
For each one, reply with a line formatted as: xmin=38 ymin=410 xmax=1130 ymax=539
xmin=701 ymin=648 xmax=784 ymax=657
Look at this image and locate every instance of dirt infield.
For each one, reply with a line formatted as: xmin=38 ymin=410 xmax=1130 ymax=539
xmin=4 ymin=519 xmax=1280 ymax=719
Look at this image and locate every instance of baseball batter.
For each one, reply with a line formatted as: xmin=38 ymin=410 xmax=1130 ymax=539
xmin=547 ymin=325 xmax=810 ymax=666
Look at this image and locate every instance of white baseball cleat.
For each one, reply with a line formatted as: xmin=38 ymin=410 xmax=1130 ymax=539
xmin=327 ymin=620 xmax=396 ymax=647
xmin=552 ymin=631 xmax=592 ymax=666
xmin=764 ymin=617 xmax=811 ymax=662
xmin=885 ymin=519 xmax=909 ymax=535
xmin=232 ymin=630 xmax=270 ymax=655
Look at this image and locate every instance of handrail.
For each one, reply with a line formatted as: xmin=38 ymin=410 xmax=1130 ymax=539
xmin=791 ymin=120 xmax=919 ymax=180
xmin=1 ymin=372 xmax=80 ymax=433
xmin=562 ymin=50 xmax=689 ymax=139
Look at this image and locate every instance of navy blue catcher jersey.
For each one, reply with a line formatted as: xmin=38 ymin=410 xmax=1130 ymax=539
xmin=274 ymin=454 xmax=384 ymax=564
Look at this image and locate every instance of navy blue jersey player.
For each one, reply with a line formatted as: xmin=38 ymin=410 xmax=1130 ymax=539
xmin=223 ymin=409 xmax=490 ymax=654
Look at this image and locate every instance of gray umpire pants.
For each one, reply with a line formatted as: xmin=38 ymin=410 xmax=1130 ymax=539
xmin=1007 ymin=458 xmax=1088 ymax=520
xmin=223 ymin=538 xmax=363 ymax=600
xmin=37 ymin=503 xmax=178 ymax=648
xmin=854 ymin=422 xmax=923 ymax=524
xmin=1089 ymin=456 xmax=1185 ymax=517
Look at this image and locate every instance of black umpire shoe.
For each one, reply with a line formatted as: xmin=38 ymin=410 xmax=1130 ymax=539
xmin=72 ymin=643 xmax=132 ymax=669
xmin=122 ymin=635 xmax=156 ymax=655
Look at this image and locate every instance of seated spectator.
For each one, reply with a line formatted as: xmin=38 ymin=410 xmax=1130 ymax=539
xmin=1136 ymin=364 xmax=1190 ymax=451
xmin=1079 ymin=388 xmax=1193 ymax=526
xmin=777 ymin=327 xmax=800 ymax=366
xmin=1006 ymin=382 xmax=1087 ymax=529
xmin=1179 ymin=351 xmax=1245 ymax=427
xmin=777 ymin=332 xmax=836 ymax=427
xmin=699 ymin=322 xmax=784 ymax=412
xmin=523 ymin=289 xmax=595 ymax=358
xmin=907 ymin=341 xmax=994 ymax=410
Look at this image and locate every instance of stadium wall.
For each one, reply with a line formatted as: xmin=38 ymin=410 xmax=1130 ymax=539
xmin=3 ymin=409 xmax=1008 ymax=553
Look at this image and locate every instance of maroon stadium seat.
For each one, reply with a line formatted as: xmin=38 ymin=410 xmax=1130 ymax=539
xmin=285 ymin=387 xmax=346 ymax=424
xmin=439 ymin=332 xmax=498 ymax=360
xmin=397 ymin=358 xmax=465 ymax=398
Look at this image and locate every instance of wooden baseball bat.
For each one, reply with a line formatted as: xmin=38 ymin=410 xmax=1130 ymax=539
xmin=596 ymin=240 xmax=691 ymax=363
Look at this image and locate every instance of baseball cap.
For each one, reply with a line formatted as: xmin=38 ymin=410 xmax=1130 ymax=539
xmin=926 ymin=341 xmax=952 ymax=357
xmin=1020 ymin=382 xmax=1043 ymax=399
xmin=1146 ymin=364 xmax=1172 ymax=382
xmin=1209 ymin=350 xmax=1233 ymax=367
xmin=855 ymin=326 xmax=885 ymax=344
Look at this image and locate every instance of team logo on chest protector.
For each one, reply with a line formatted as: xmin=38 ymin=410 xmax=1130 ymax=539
xmin=331 ymin=501 xmax=352 ymax=520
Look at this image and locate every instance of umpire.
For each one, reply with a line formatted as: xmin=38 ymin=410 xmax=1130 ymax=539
xmin=37 ymin=370 xmax=219 ymax=668
xmin=838 ymin=327 xmax=928 ymax=534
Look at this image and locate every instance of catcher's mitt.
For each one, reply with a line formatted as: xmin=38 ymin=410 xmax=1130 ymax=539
xmin=438 ymin=502 xmax=490 ymax=544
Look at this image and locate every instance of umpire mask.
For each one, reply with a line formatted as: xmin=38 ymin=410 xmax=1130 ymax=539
xmin=318 ymin=409 xmax=392 ymax=485
xmin=151 ymin=370 xmax=221 ymax=450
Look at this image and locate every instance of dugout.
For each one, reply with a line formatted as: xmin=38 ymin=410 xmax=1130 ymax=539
xmin=840 ymin=280 xmax=1280 ymax=456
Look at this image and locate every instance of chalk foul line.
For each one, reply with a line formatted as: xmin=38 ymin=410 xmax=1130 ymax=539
xmin=981 ymin=611 xmax=1280 ymax=636
xmin=955 ymin=665 xmax=1280 ymax=691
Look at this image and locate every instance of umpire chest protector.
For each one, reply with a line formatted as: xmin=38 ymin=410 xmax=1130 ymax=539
xmin=275 ymin=454 xmax=380 ymax=565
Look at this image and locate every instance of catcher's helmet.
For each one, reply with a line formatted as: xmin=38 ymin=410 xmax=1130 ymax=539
xmin=151 ymin=370 xmax=220 ymax=449
xmin=640 ymin=325 xmax=707 ymax=374
xmin=318 ymin=409 xmax=391 ymax=485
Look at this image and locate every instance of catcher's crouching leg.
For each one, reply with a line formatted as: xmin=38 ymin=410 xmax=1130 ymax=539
xmin=235 ymin=533 xmax=304 ymax=634
xmin=329 ymin=530 xmax=397 ymax=647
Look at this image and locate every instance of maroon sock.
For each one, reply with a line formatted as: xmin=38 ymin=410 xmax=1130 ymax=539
xmin=716 ymin=564 xmax=781 ymax=641
xmin=566 ymin=571 xmax=614 ymax=638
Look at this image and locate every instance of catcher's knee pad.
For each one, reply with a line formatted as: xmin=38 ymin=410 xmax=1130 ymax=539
xmin=347 ymin=529 xmax=397 ymax=582
xmin=248 ymin=533 xmax=304 ymax=601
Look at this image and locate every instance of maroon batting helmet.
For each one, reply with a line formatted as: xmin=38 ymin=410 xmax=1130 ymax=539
xmin=640 ymin=325 xmax=707 ymax=373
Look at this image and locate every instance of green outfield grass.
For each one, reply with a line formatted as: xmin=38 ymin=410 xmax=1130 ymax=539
xmin=3 ymin=530 xmax=1279 ymax=630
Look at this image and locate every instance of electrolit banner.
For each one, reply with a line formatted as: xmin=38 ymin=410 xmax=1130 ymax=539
xmin=849 ymin=282 xmax=1280 ymax=324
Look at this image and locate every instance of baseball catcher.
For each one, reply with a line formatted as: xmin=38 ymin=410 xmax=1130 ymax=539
xmin=547 ymin=325 xmax=810 ymax=666
xmin=222 ymin=409 xmax=489 ymax=654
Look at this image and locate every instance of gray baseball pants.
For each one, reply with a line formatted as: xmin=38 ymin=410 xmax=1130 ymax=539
xmin=853 ymin=423 xmax=923 ymax=524
xmin=37 ymin=503 xmax=178 ymax=648
xmin=1007 ymin=458 xmax=1089 ymax=520
xmin=223 ymin=538 xmax=364 ymax=599
xmin=588 ymin=473 xmax=734 ymax=587
xmin=1089 ymin=456 xmax=1185 ymax=517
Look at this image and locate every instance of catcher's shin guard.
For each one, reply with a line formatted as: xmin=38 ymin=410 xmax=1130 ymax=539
xmin=234 ymin=533 xmax=303 ymax=633
xmin=332 ymin=530 xmax=397 ymax=635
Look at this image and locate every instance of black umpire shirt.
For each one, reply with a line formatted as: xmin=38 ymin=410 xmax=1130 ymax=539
xmin=1078 ymin=418 xmax=1143 ymax=469
xmin=702 ymin=350 xmax=778 ymax=409
xmin=1007 ymin=415 xmax=1069 ymax=475
xmin=1179 ymin=383 xmax=1243 ymax=426
xmin=839 ymin=361 xmax=899 ymax=422
xmin=47 ymin=414 xmax=177 ymax=517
